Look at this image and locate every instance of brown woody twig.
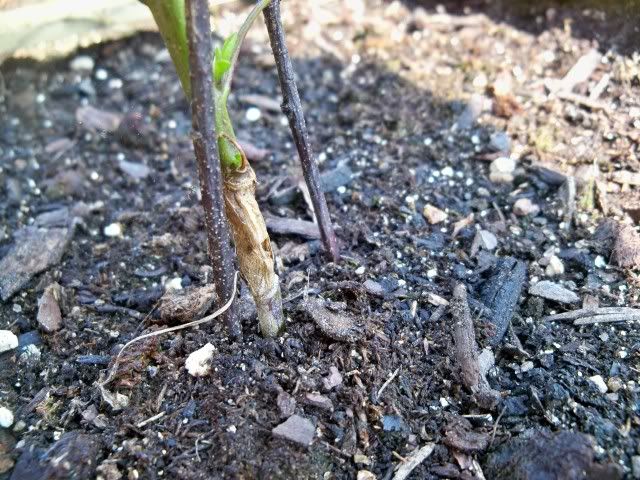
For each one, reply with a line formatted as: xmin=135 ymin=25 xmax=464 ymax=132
xmin=185 ymin=0 xmax=240 ymax=338
xmin=263 ymin=0 xmax=339 ymax=261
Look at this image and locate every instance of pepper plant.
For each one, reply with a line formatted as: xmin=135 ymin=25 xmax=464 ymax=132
xmin=142 ymin=0 xmax=284 ymax=337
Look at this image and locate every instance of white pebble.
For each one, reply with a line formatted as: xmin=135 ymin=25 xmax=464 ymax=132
xmin=108 ymin=78 xmax=123 ymax=89
xmin=441 ymin=166 xmax=454 ymax=177
xmin=0 ymin=407 xmax=13 ymax=428
xmin=588 ymin=375 xmax=608 ymax=394
xmin=165 ymin=277 xmax=183 ymax=291
xmin=545 ymin=255 xmax=564 ymax=276
xmin=489 ymin=157 xmax=516 ymax=183
xmin=70 ymin=55 xmax=95 ymax=72
xmin=95 ymin=68 xmax=108 ymax=80
xmin=355 ymin=266 xmax=365 ymax=275
xmin=245 ymin=107 xmax=262 ymax=122
xmin=185 ymin=343 xmax=216 ymax=377
xmin=0 ymin=330 xmax=18 ymax=353
xmin=594 ymin=256 xmax=606 ymax=268
xmin=103 ymin=223 xmax=123 ymax=237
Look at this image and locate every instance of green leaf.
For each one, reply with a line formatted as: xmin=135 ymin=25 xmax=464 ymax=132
xmin=221 ymin=33 xmax=238 ymax=61
xmin=213 ymin=33 xmax=238 ymax=84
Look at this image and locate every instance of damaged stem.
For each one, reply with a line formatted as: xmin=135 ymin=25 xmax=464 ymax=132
xmin=263 ymin=0 xmax=340 ymax=261
xmin=210 ymin=0 xmax=284 ymax=337
xmin=185 ymin=0 xmax=239 ymax=338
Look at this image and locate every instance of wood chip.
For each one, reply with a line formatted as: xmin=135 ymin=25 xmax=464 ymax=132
xmin=392 ymin=443 xmax=436 ymax=480
xmin=266 ymin=216 xmax=321 ymax=239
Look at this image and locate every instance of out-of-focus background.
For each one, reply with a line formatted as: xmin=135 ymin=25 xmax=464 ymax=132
xmin=1 ymin=0 xmax=639 ymax=64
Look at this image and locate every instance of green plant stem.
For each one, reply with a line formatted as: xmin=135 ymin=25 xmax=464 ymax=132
xmin=141 ymin=0 xmax=192 ymax=99
xmin=214 ymin=0 xmax=271 ymax=171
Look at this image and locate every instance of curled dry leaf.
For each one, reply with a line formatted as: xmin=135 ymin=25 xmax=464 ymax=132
xmin=154 ymin=284 xmax=217 ymax=324
xmin=300 ymin=298 xmax=361 ymax=342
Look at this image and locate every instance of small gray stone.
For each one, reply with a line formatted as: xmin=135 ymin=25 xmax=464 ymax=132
xmin=18 ymin=344 xmax=41 ymax=365
xmin=305 ymin=393 xmax=333 ymax=411
xmin=489 ymin=131 xmax=511 ymax=153
xmin=528 ymin=281 xmax=579 ymax=304
xmin=545 ymin=256 xmax=565 ymax=277
xmin=323 ymin=366 xmax=343 ymax=391
xmin=37 ymin=283 xmax=63 ymax=333
xmin=0 ymin=226 xmax=74 ymax=301
xmin=588 ymin=375 xmax=608 ymax=394
xmin=272 ymin=415 xmax=315 ymax=446
xmin=118 ymin=159 xmax=151 ymax=180
xmin=276 ymin=391 xmax=296 ymax=418
xmin=320 ymin=164 xmax=354 ymax=193
xmin=363 ymin=279 xmax=385 ymax=297
xmin=513 ymin=198 xmax=540 ymax=217
xmin=477 ymin=230 xmax=498 ymax=250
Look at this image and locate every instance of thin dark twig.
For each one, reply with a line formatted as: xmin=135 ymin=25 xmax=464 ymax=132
xmin=185 ymin=0 xmax=240 ymax=338
xmin=263 ymin=0 xmax=339 ymax=261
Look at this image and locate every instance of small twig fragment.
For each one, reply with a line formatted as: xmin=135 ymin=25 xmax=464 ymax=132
xmin=136 ymin=411 xmax=166 ymax=428
xmin=450 ymin=284 xmax=500 ymax=410
xmin=392 ymin=443 xmax=436 ymax=480
xmin=543 ymin=307 xmax=640 ymax=322
xmin=376 ymin=368 xmax=399 ymax=402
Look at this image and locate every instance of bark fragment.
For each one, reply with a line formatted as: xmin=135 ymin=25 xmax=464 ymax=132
xmin=450 ymin=284 xmax=500 ymax=410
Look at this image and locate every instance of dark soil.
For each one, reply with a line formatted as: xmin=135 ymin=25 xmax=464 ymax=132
xmin=1 ymin=1 xmax=639 ymax=479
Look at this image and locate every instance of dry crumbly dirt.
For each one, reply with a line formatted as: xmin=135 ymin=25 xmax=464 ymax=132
xmin=1 ymin=1 xmax=640 ymax=479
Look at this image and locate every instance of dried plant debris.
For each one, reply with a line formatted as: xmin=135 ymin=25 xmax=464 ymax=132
xmin=593 ymin=218 xmax=640 ymax=268
xmin=3 ymin=0 xmax=640 ymax=477
xmin=544 ymin=307 xmax=640 ymax=325
xmin=443 ymin=416 xmax=490 ymax=454
xmin=612 ymin=223 xmax=640 ymax=269
xmin=153 ymin=284 xmax=217 ymax=324
xmin=300 ymin=298 xmax=361 ymax=342
xmin=265 ymin=215 xmax=321 ymax=240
